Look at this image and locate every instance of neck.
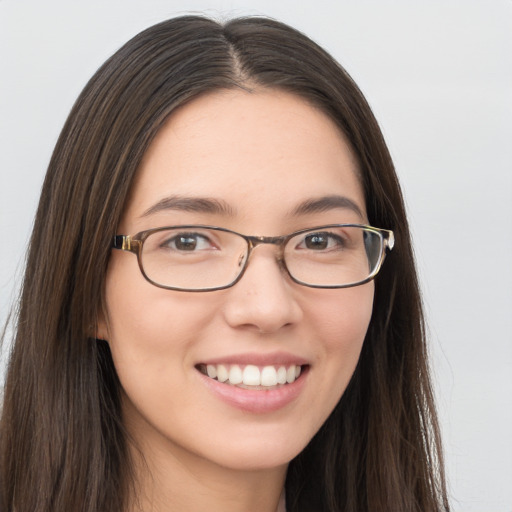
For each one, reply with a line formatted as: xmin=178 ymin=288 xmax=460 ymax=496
xmin=125 ymin=432 xmax=287 ymax=512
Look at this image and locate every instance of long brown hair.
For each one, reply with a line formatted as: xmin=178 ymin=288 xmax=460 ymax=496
xmin=0 ymin=16 xmax=449 ymax=511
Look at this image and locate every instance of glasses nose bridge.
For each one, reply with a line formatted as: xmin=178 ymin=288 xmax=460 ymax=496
xmin=245 ymin=234 xmax=288 ymax=264
xmin=247 ymin=234 xmax=287 ymax=250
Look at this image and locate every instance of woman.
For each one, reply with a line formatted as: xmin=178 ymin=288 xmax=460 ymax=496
xmin=0 ymin=15 xmax=449 ymax=512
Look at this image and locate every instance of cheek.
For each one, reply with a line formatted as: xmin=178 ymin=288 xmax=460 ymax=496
xmin=102 ymin=273 xmax=223 ymax=434
xmin=102 ymin=256 xmax=219 ymax=379
xmin=308 ymin=282 xmax=374 ymax=353
xmin=304 ymin=283 xmax=373 ymax=404
xmin=105 ymin=292 xmax=215 ymax=365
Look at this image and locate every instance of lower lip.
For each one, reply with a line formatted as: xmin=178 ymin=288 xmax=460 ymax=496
xmin=197 ymin=367 xmax=308 ymax=414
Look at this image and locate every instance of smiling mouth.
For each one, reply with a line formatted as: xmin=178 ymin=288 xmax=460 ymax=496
xmin=196 ymin=363 xmax=305 ymax=389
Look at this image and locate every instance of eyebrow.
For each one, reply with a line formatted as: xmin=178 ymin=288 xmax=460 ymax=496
xmin=140 ymin=194 xmax=364 ymax=220
xmin=290 ymin=195 xmax=365 ymax=219
xmin=141 ymin=195 xmax=236 ymax=217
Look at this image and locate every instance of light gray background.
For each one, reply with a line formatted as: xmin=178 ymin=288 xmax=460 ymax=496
xmin=1 ymin=1 xmax=511 ymax=510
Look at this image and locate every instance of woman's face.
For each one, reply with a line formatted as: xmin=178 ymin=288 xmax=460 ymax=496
xmin=100 ymin=89 xmax=374 ymax=473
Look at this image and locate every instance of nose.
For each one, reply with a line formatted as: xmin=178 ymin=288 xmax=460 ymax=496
xmin=222 ymin=247 xmax=303 ymax=334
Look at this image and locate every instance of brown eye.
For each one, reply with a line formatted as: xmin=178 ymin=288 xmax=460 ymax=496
xmin=163 ymin=233 xmax=212 ymax=251
xmin=305 ymin=233 xmax=328 ymax=250
xmin=300 ymin=232 xmax=344 ymax=251
xmin=175 ymin=235 xmax=198 ymax=251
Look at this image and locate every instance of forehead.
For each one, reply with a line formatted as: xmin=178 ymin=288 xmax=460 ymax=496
xmin=123 ymin=88 xmax=365 ymax=231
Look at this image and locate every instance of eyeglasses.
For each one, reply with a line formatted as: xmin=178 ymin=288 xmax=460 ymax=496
xmin=112 ymin=224 xmax=394 ymax=292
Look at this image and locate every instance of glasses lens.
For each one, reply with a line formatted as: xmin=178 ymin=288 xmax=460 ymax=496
xmin=284 ymin=226 xmax=384 ymax=287
xmin=140 ymin=227 xmax=248 ymax=290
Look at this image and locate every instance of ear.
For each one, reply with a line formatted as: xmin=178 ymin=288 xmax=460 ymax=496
xmin=95 ymin=306 xmax=109 ymax=341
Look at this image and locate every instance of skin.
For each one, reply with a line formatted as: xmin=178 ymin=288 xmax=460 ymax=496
xmin=99 ymin=89 xmax=374 ymax=512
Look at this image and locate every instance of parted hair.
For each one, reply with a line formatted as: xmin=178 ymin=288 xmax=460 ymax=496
xmin=0 ymin=15 xmax=449 ymax=512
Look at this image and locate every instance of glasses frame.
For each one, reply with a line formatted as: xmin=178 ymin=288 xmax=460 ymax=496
xmin=112 ymin=224 xmax=395 ymax=292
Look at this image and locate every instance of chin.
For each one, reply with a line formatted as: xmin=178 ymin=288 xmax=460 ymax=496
xmin=198 ymin=423 xmax=317 ymax=472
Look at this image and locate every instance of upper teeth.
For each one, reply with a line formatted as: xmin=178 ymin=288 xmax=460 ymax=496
xmin=204 ymin=364 xmax=301 ymax=387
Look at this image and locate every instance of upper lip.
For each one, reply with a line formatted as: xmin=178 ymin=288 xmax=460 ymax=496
xmin=198 ymin=351 xmax=309 ymax=367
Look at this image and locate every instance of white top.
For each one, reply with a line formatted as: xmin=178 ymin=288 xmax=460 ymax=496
xmin=277 ymin=490 xmax=286 ymax=512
